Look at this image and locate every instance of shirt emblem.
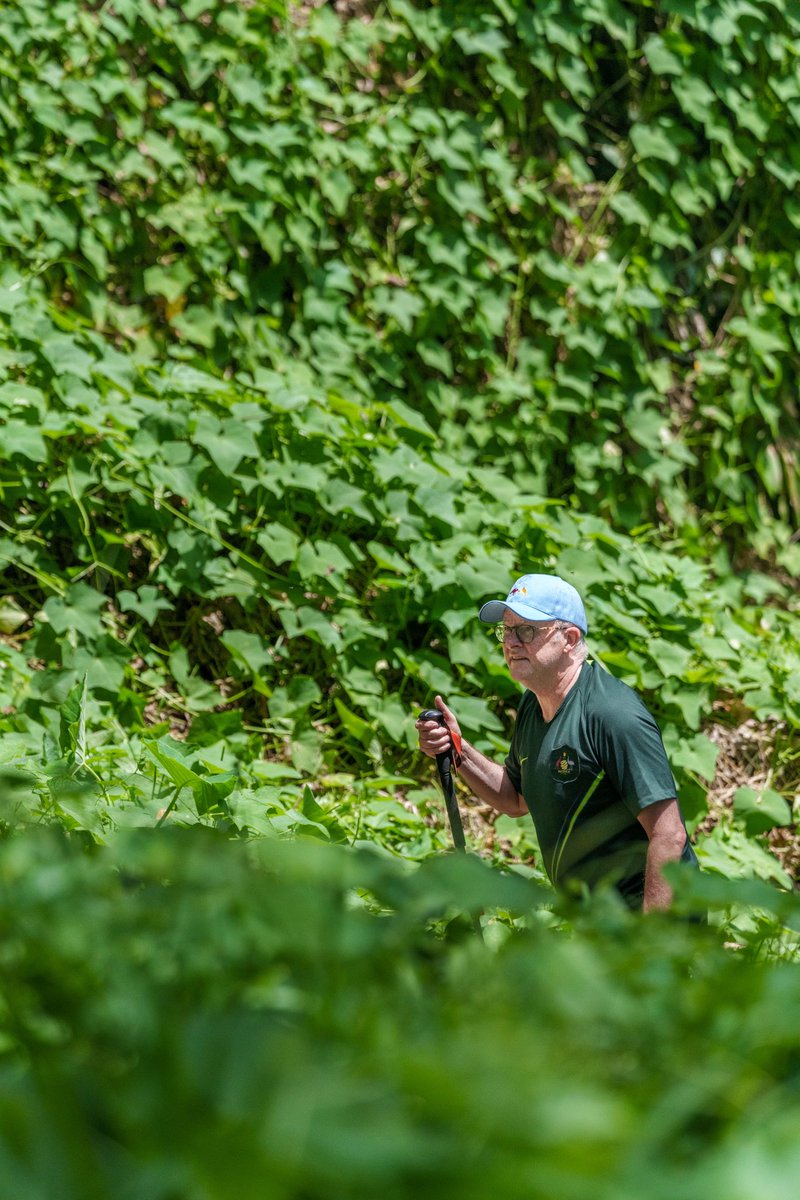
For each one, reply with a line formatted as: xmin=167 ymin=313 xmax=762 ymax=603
xmin=550 ymin=745 xmax=579 ymax=783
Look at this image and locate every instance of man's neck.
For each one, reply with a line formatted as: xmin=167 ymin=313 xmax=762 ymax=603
xmin=531 ymin=658 xmax=585 ymax=723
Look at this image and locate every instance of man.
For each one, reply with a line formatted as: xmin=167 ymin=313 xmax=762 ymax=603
xmin=416 ymin=573 xmax=699 ymax=912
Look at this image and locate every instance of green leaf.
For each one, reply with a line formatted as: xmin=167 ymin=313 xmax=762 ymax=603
xmin=669 ymin=733 xmax=719 ymax=783
xmin=269 ymin=677 xmax=321 ymax=720
xmin=140 ymin=131 xmax=184 ymax=170
xmin=542 ymin=99 xmax=587 ymax=145
xmin=226 ymin=64 xmax=267 ymax=111
xmin=59 ymin=674 xmax=88 ymax=766
xmin=39 ymin=338 xmax=96 ymax=381
xmin=610 ymin=193 xmax=651 ymax=227
xmin=118 ymin=586 xmax=172 ymax=625
xmin=192 ymin=416 xmax=259 ymax=474
xmin=334 ymin=697 xmax=375 ymax=744
xmin=383 ymin=399 xmax=435 ymax=437
xmin=0 ymin=596 xmax=27 ymax=634
xmin=733 ymin=786 xmax=792 ymax=833
xmin=319 ymin=169 xmax=353 ymax=217
xmin=257 ymin=523 xmax=300 ymax=566
xmin=147 ymin=738 xmax=203 ymax=791
xmin=171 ymin=306 xmax=220 ymax=347
xmin=726 ymin=315 xmax=789 ymax=356
xmin=696 ymin=825 xmax=792 ymax=886
xmin=143 ymin=262 xmax=196 ymax=304
xmin=42 ymin=585 xmax=107 ymax=641
xmin=222 ymin=629 xmax=272 ymax=675
xmin=630 ymin=123 xmax=682 ymax=165
xmin=80 ymin=229 xmax=109 ymax=280
xmin=366 ymin=542 xmax=410 ymax=574
xmin=300 ymin=785 xmax=347 ymax=842
xmin=319 ymin=478 xmax=372 ymax=520
xmin=251 ymin=762 xmax=301 ymax=782
xmin=642 ymin=34 xmax=684 ymax=75
xmin=453 ymin=26 xmax=510 ymax=59
xmin=371 ymin=286 xmax=425 ymax=333
xmin=282 ymin=607 xmax=343 ymax=650
xmin=673 ymin=75 xmax=717 ymax=123
xmin=643 ymin=639 xmax=693 ymax=679
xmin=0 ymin=420 xmax=47 ymax=463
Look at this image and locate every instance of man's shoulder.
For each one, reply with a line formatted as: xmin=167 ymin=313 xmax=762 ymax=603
xmin=580 ymin=662 xmax=650 ymax=721
xmin=581 ymin=660 xmax=636 ymax=696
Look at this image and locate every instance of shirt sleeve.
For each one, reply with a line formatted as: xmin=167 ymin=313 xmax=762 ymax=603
xmin=503 ymin=696 xmax=527 ymax=796
xmin=505 ymin=739 xmax=522 ymax=795
xmin=593 ymin=691 xmax=678 ymax=816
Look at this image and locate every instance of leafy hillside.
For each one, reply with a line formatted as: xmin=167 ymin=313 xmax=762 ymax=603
xmin=0 ymin=0 xmax=797 ymax=878
xmin=2 ymin=0 xmax=799 ymax=548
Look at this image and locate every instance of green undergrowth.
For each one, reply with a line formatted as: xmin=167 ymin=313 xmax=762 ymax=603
xmin=0 ymin=829 xmax=798 ymax=1199
xmin=0 ymin=0 xmax=798 ymax=554
xmin=0 ymin=347 xmax=797 ymax=882
xmin=0 ymin=0 xmax=799 ymax=885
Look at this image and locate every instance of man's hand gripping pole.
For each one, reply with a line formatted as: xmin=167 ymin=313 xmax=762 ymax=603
xmin=417 ymin=708 xmax=466 ymax=852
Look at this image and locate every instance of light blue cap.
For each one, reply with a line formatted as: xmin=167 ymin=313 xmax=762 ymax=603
xmin=479 ymin=574 xmax=587 ymax=634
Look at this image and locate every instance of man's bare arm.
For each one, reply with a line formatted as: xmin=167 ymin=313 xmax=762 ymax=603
xmin=457 ymin=740 xmax=527 ymax=816
xmin=638 ymin=799 xmax=689 ymax=912
xmin=415 ymin=695 xmax=526 ymax=817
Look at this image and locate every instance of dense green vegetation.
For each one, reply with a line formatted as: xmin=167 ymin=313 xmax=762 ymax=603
xmin=0 ymin=828 xmax=798 ymax=1200
xmin=0 ymin=0 xmax=799 ymax=1192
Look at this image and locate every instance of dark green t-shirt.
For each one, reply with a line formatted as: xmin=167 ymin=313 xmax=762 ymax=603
xmin=504 ymin=661 xmax=698 ymax=900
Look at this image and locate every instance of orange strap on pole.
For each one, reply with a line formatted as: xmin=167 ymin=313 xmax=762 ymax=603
xmin=440 ymin=709 xmax=462 ymax=770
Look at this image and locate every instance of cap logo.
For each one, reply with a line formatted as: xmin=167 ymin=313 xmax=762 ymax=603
xmin=509 ymin=586 xmax=528 ymax=597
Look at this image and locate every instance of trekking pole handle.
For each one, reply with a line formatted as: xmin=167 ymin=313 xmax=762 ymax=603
xmin=417 ymin=708 xmax=465 ymax=851
xmin=417 ymin=708 xmax=453 ymax=775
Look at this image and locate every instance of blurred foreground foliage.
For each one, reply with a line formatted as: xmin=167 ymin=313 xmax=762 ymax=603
xmin=0 ymin=829 xmax=799 ymax=1200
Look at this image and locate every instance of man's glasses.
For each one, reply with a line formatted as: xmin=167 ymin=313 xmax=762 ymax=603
xmin=494 ymin=623 xmax=549 ymax=645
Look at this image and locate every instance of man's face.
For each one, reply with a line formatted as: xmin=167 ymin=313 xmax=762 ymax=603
xmin=501 ymin=614 xmax=567 ymax=686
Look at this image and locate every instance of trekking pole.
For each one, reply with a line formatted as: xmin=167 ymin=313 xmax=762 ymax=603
xmin=418 ymin=708 xmax=466 ymax=852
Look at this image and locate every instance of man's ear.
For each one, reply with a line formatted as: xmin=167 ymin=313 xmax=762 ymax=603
xmin=564 ymin=625 xmax=582 ymax=650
